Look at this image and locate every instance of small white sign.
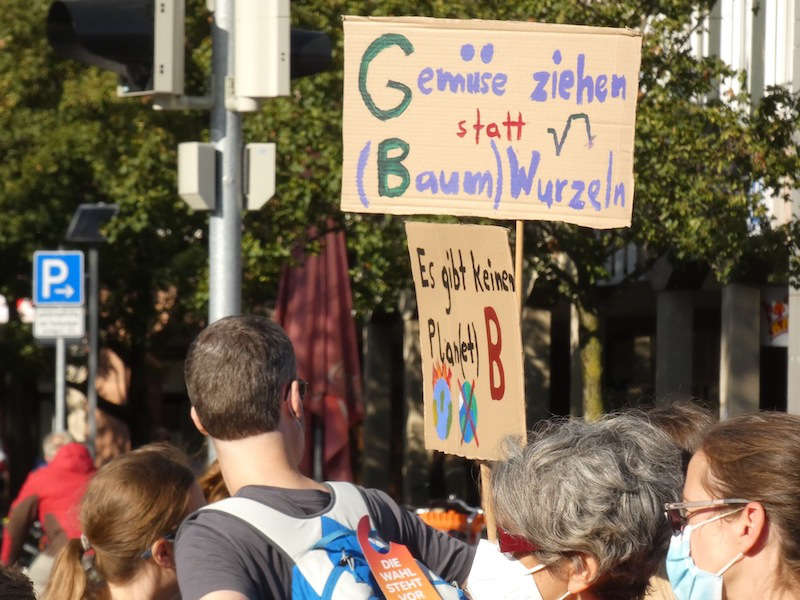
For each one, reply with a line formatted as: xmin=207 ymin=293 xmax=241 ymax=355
xmin=34 ymin=307 xmax=85 ymax=339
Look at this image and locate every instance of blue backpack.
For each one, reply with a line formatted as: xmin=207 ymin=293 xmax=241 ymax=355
xmin=203 ymin=482 xmax=466 ymax=600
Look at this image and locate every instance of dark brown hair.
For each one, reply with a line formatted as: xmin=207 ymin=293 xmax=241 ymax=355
xmin=0 ymin=566 xmax=35 ymax=600
xmin=44 ymin=443 xmax=197 ymax=600
xmin=184 ymin=315 xmax=296 ymax=440
xmin=700 ymin=412 xmax=800 ymax=589
xmin=647 ymin=400 xmax=715 ymax=474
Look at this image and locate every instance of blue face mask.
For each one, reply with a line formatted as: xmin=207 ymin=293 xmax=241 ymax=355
xmin=665 ymin=508 xmax=744 ymax=600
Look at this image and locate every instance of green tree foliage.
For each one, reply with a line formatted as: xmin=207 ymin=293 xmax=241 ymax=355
xmin=514 ymin=2 xmax=800 ymax=411
xmin=0 ymin=0 xmax=798 ymax=425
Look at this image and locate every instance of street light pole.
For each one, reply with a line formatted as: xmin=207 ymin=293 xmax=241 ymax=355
xmin=208 ymin=0 xmax=242 ymax=324
xmin=789 ymin=189 xmax=800 ymax=412
xmin=54 ymin=337 xmax=66 ymax=432
xmin=87 ymin=246 xmax=99 ymax=448
xmin=66 ymin=203 xmax=118 ymax=456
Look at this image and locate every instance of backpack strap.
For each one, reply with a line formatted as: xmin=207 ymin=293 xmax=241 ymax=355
xmin=325 ymin=482 xmax=373 ymax=531
xmin=198 ymin=482 xmax=376 ymax=560
xmin=201 ymin=496 xmax=319 ymax=560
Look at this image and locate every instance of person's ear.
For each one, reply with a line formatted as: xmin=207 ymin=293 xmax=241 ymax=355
xmin=150 ymin=537 xmax=176 ymax=570
xmin=736 ymin=501 xmax=768 ymax=555
xmin=190 ymin=406 xmax=208 ymax=436
xmin=289 ymin=381 xmax=304 ymax=423
xmin=565 ymin=553 xmax=600 ymax=595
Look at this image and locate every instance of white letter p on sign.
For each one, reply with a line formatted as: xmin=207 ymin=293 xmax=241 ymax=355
xmin=41 ymin=259 xmax=68 ymax=299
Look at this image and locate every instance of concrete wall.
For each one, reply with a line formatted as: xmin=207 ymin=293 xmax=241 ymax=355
xmin=655 ymin=291 xmax=694 ymax=402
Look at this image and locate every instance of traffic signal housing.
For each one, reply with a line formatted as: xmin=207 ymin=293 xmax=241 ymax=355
xmin=290 ymin=29 xmax=333 ymax=79
xmin=234 ymin=0 xmax=331 ymax=99
xmin=46 ymin=0 xmax=185 ymax=97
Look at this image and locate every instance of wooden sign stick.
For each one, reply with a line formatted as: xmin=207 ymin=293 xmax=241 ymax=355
xmin=480 ymin=220 xmax=525 ymax=543
xmin=515 ymin=221 xmax=524 ymax=311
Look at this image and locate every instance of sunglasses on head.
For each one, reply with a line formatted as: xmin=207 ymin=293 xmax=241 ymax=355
xmin=497 ymin=527 xmax=539 ymax=554
xmin=663 ymin=498 xmax=751 ymax=534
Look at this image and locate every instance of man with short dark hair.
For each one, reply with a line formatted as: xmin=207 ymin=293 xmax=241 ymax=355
xmin=175 ymin=315 xmax=475 ymax=600
xmin=0 ymin=565 xmax=35 ymax=600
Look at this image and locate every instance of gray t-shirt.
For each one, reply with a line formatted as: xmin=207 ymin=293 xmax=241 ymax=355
xmin=175 ymin=484 xmax=476 ymax=600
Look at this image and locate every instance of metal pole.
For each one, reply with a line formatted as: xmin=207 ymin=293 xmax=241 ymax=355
xmin=54 ymin=337 xmax=66 ymax=432
xmin=205 ymin=0 xmax=242 ymax=464
xmin=208 ymin=0 xmax=242 ymax=324
xmin=789 ymin=188 xmax=800 ymax=412
xmin=87 ymin=246 xmax=98 ymax=456
xmin=788 ymin=3 xmax=800 ymax=412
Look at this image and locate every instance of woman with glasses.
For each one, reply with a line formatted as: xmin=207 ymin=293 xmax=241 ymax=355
xmin=665 ymin=412 xmax=800 ymax=600
xmin=44 ymin=443 xmax=206 ymax=600
xmin=489 ymin=414 xmax=682 ymax=600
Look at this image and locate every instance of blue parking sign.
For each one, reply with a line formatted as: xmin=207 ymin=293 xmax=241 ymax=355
xmin=33 ymin=251 xmax=84 ymax=306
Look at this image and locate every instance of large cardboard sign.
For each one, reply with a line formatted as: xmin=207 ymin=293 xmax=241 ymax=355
xmin=406 ymin=222 xmax=525 ymax=459
xmin=342 ymin=17 xmax=642 ymax=228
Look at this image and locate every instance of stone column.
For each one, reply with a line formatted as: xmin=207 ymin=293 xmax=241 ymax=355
xmin=655 ymin=291 xmax=694 ymax=402
xmin=522 ymin=307 xmax=551 ymax=427
xmin=719 ymin=284 xmax=760 ymax=418
xmin=360 ymin=318 xmax=394 ymax=490
xmin=400 ymin=292 xmax=431 ymax=506
xmin=569 ymin=303 xmax=582 ymax=417
xmin=790 ymin=282 xmax=800 ymax=414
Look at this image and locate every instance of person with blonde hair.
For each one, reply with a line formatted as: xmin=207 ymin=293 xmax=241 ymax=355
xmin=42 ymin=431 xmax=74 ymax=463
xmin=44 ymin=443 xmax=205 ymax=600
xmin=665 ymin=412 xmax=800 ymax=600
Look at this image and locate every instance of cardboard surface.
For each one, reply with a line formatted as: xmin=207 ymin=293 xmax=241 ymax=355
xmin=342 ymin=16 xmax=642 ymax=228
xmin=406 ymin=222 xmax=525 ymax=460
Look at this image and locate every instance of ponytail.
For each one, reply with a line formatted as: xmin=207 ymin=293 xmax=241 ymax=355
xmin=45 ymin=444 xmax=195 ymax=598
xmin=44 ymin=538 xmax=109 ymax=600
xmin=43 ymin=538 xmax=88 ymax=600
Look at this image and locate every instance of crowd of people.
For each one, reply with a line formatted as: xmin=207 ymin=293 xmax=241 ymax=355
xmin=1 ymin=314 xmax=799 ymax=599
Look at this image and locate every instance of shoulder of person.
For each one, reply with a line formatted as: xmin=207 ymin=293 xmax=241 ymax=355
xmin=197 ymin=591 xmax=249 ymax=600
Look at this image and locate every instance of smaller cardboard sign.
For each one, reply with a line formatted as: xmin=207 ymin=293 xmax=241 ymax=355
xmin=356 ymin=516 xmax=441 ymax=600
xmin=406 ymin=222 xmax=525 ymax=460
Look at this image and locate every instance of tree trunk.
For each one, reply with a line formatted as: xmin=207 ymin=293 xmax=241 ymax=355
xmin=578 ymin=304 xmax=603 ymax=420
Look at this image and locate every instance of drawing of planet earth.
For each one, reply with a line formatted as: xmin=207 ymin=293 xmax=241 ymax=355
xmin=433 ymin=376 xmax=452 ymax=440
xmin=458 ymin=380 xmax=478 ymax=445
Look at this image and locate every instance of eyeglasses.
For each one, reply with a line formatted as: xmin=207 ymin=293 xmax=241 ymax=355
xmin=140 ymin=531 xmax=176 ymax=560
xmin=664 ymin=498 xmax=751 ymax=534
xmin=497 ymin=527 xmax=539 ymax=554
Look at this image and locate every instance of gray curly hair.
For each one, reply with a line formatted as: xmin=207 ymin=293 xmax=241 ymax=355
xmin=491 ymin=413 xmax=682 ymax=600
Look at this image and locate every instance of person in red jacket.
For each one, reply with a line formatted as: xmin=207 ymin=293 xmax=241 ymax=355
xmin=1 ymin=441 xmax=95 ymax=594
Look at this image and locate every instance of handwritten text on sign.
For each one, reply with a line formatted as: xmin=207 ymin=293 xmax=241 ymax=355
xmin=342 ymin=17 xmax=642 ymax=228
xmin=406 ymin=222 xmax=525 ymax=460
